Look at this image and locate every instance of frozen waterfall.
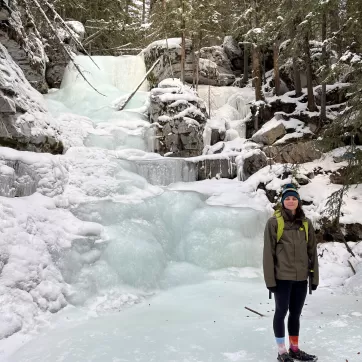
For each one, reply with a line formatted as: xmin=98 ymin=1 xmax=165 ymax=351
xmin=42 ymin=54 xmax=268 ymax=295
xmin=4 ymin=54 xmax=280 ymax=362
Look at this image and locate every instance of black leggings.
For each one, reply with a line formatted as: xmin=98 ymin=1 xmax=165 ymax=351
xmin=273 ymin=280 xmax=308 ymax=338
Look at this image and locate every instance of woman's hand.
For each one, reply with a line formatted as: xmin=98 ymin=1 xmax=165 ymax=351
xmin=268 ymin=286 xmax=277 ymax=293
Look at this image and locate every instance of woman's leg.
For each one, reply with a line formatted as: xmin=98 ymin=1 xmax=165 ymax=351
xmin=287 ymin=280 xmax=308 ymax=351
xmin=273 ymin=280 xmax=293 ymax=355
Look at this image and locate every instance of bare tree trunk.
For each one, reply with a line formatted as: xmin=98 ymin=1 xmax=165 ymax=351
xmin=196 ymin=30 xmax=202 ymax=89
xmin=252 ymin=44 xmax=263 ymax=102
xmin=320 ymin=10 xmax=327 ymax=124
xmin=243 ymin=43 xmax=249 ymax=85
xmin=125 ymin=0 xmax=131 ymax=24
xmin=191 ymin=34 xmax=196 ymax=87
xmin=142 ymin=0 xmax=146 ymax=24
xmin=262 ymin=50 xmax=266 ymax=85
xmin=329 ymin=4 xmax=341 ymax=57
xmin=291 ymin=12 xmax=302 ymax=97
xmin=292 ymin=56 xmax=302 ymax=97
xmin=273 ymin=42 xmax=280 ymax=95
xmin=251 ymin=0 xmax=263 ymax=103
xmin=208 ymin=60 xmax=211 ymax=117
xmin=180 ymin=0 xmax=186 ymax=83
xmin=304 ymin=31 xmax=317 ymax=112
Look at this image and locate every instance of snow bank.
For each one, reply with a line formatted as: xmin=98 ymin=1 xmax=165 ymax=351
xmin=0 ymin=193 xmax=104 ymax=338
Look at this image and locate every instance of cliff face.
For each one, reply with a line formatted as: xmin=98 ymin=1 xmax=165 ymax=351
xmin=0 ymin=0 xmax=48 ymax=93
xmin=0 ymin=0 xmax=84 ymax=92
xmin=0 ymin=43 xmax=63 ymax=153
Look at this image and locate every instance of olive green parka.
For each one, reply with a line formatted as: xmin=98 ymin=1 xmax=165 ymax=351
xmin=263 ymin=208 xmax=319 ymax=288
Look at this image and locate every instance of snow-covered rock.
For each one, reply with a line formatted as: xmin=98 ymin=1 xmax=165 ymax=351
xmin=236 ymin=149 xmax=268 ymax=181
xmin=264 ymin=140 xmax=322 ymax=164
xmin=45 ymin=22 xmax=84 ymax=88
xmin=314 ymin=83 xmax=350 ymax=106
xmin=0 ymin=193 xmax=105 ymax=338
xmin=198 ymin=46 xmax=235 ymax=86
xmin=0 ymin=43 xmax=63 ymax=153
xmin=0 ymin=0 xmax=48 ymax=93
xmin=149 ymin=79 xmax=208 ymax=157
xmin=252 ymin=116 xmax=286 ymax=145
xmin=142 ymin=38 xmax=194 ymax=86
xmin=64 ymin=21 xmax=85 ymax=42
xmin=0 ymin=0 xmax=85 ymax=90
xmin=222 ymin=36 xmax=242 ymax=71
xmin=0 ymin=147 xmax=68 ymax=198
xmin=142 ymin=39 xmax=235 ymax=86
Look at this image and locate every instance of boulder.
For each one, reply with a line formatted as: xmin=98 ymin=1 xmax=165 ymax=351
xmin=149 ymin=78 xmax=207 ymax=157
xmin=222 ymin=36 xmax=242 ymax=71
xmin=236 ymin=149 xmax=268 ymax=180
xmin=252 ymin=116 xmax=286 ymax=145
xmin=314 ymin=83 xmax=350 ymax=106
xmin=329 ymin=165 xmax=362 ymax=185
xmin=257 ymin=182 xmax=277 ymax=203
xmin=0 ymin=43 xmax=63 ymax=153
xmin=342 ymin=223 xmax=362 ymax=242
xmin=198 ymin=46 xmax=235 ymax=86
xmin=142 ymin=38 xmax=194 ymax=86
xmin=263 ymin=140 xmax=322 ymax=164
xmin=279 ymin=41 xmax=338 ymax=91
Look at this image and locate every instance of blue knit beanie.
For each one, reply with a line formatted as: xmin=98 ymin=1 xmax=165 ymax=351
xmin=281 ymin=183 xmax=300 ymax=204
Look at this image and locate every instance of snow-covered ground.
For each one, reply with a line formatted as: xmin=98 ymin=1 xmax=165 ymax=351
xmin=3 ymin=278 xmax=362 ymax=362
xmin=0 ymin=53 xmax=362 ymax=362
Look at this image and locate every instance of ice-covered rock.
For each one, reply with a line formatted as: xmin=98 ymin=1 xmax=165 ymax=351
xmin=134 ymin=158 xmax=198 ymax=185
xmin=0 ymin=147 xmax=68 ymax=197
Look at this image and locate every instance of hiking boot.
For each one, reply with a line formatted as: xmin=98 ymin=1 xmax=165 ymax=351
xmin=288 ymin=348 xmax=318 ymax=361
xmin=277 ymin=352 xmax=294 ymax=362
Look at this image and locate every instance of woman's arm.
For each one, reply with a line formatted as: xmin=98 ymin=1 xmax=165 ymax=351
xmin=263 ymin=218 xmax=277 ymax=288
xmin=307 ymin=220 xmax=319 ymax=286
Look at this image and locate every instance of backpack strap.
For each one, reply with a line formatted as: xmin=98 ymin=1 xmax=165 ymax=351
xmin=274 ymin=210 xmax=309 ymax=243
xmin=302 ymin=219 xmax=309 ymax=243
xmin=274 ymin=210 xmax=284 ymax=242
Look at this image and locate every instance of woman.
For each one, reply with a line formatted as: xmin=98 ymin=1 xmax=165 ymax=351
xmin=263 ymin=183 xmax=319 ymax=362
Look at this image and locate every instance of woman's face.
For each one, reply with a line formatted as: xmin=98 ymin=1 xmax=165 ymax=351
xmin=283 ymin=196 xmax=299 ymax=212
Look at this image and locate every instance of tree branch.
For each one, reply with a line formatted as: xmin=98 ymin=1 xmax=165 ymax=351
xmin=118 ymin=57 xmax=160 ymax=111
